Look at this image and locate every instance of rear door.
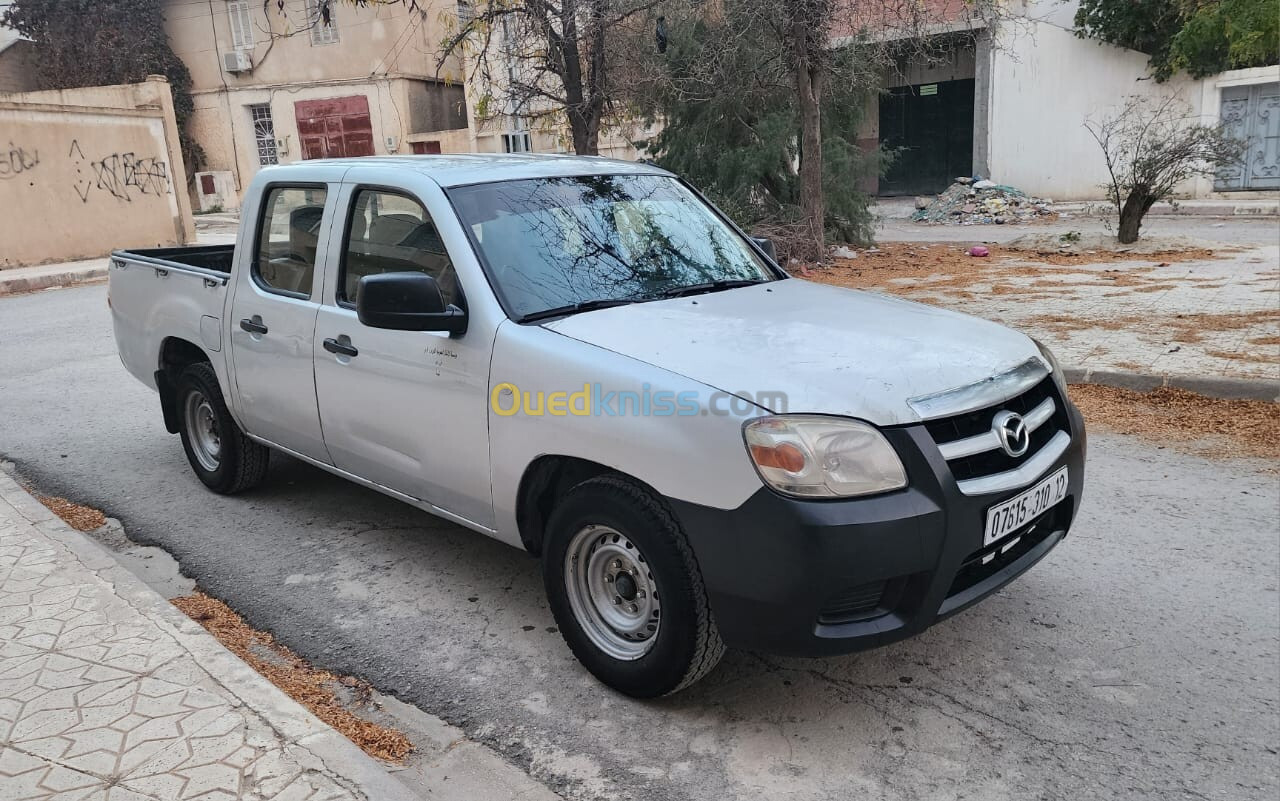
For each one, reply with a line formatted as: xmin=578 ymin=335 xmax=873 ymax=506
xmin=311 ymin=177 xmax=495 ymax=527
xmin=227 ymin=178 xmax=338 ymax=461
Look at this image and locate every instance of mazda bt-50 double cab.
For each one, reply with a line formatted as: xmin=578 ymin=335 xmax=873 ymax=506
xmin=110 ymin=155 xmax=1085 ymax=696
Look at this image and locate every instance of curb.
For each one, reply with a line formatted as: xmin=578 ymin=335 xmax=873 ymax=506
xmin=0 ymin=467 xmax=423 ymax=801
xmin=0 ymin=265 xmax=108 ymax=296
xmin=1064 ymin=367 xmax=1280 ymax=402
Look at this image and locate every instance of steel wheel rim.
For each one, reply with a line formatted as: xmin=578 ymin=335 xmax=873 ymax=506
xmin=564 ymin=524 xmax=661 ymax=660
xmin=183 ymin=390 xmax=221 ymax=472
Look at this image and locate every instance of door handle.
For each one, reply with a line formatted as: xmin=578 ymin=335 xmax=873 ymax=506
xmin=323 ymin=337 xmax=359 ymax=358
xmin=239 ymin=317 xmax=268 ymax=335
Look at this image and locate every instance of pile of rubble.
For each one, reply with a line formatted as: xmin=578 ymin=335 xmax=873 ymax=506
xmin=912 ymin=177 xmax=1055 ymax=225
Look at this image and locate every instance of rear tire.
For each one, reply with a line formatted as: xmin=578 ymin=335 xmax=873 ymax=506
xmin=176 ymin=362 xmax=269 ymax=494
xmin=543 ymin=475 xmax=724 ymax=697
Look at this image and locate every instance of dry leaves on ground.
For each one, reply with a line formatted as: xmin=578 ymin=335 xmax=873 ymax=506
xmin=37 ymin=495 xmax=106 ymax=531
xmin=172 ymin=592 xmax=413 ymax=763
xmin=1069 ymin=384 xmax=1280 ymax=462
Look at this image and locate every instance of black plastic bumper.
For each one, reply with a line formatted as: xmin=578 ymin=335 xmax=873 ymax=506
xmin=669 ymin=398 xmax=1087 ymax=657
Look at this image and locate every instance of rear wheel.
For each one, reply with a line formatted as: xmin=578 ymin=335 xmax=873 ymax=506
xmin=176 ymin=362 xmax=269 ymax=494
xmin=543 ymin=475 xmax=724 ymax=697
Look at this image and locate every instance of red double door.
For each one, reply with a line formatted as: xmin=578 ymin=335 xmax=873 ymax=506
xmin=295 ymin=96 xmax=374 ymax=159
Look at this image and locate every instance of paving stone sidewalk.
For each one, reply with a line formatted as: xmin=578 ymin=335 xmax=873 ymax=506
xmin=0 ymin=469 xmax=421 ymax=801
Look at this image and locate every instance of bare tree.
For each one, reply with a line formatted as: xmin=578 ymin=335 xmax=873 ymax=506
xmin=1085 ymin=95 xmax=1243 ymax=243
xmin=438 ymin=0 xmax=660 ymax=155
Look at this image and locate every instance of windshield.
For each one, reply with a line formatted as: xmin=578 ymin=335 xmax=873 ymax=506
xmin=447 ymin=174 xmax=777 ymax=320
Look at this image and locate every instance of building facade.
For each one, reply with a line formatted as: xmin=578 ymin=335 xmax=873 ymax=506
xmin=858 ymin=0 xmax=1279 ymax=200
xmin=166 ymin=0 xmax=471 ymax=210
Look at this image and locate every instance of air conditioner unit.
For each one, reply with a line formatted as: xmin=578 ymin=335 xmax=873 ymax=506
xmin=222 ymin=51 xmax=252 ymax=73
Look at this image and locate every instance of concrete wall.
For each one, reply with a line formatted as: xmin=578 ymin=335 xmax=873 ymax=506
xmin=983 ymin=18 xmax=1202 ymax=200
xmin=0 ymin=78 xmax=195 ymax=268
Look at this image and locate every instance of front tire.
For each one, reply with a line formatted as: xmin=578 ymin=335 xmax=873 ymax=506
xmin=543 ymin=475 xmax=724 ymax=697
xmin=176 ymin=362 xmax=269 ymax=494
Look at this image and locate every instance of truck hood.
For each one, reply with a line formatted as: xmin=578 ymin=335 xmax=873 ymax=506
xmin=542 ymin=279 xmax=1042 ymax=426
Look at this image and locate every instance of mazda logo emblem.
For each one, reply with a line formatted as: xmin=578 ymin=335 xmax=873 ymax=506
xmin=992 ymin=410 xmax=1030 ymax=457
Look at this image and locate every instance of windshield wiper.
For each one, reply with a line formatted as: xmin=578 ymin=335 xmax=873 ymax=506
xmin=519 ymin=298 xmax=638 ymax=323
xmin=657 ymin=279 xmax=764 ymax=299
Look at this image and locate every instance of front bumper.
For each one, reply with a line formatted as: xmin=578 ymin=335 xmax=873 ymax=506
xmin=669 ymin=398 xmax=1086 ymax=657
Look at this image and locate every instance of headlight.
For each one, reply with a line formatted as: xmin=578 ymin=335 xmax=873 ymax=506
xmin=742 ymin=415 xmax=907 ymax=498
xmin=1033 ymin=337 xmax=1066 ymax=390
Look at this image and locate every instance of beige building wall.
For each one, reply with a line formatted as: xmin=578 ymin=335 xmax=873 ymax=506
xmin=0 ymin=39 xmax=39 ymax=93
xmin=0 ymin=78 xmax=195 ymax=268
xmin=167 ymin=0 xmax=469 ymax=205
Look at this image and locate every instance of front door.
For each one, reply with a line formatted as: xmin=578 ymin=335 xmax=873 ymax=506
xmin=295 ymin=96 xmax=375 ymax=160
xmin=312 ymin=184 xmax=494 ymax=527
xmin=1215 ymin=82 xmax=1280 ymax=191
xmin=228 ymin=183 xmax=332 ymax=461
xmin=879 ymin=78 xmax=975 ymax=196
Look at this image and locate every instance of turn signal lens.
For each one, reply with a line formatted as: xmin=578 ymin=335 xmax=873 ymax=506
xmin=743 ymin=415 xmax=907 ymax=498
xmin=749 ymin=442 xmax=807 ymax=473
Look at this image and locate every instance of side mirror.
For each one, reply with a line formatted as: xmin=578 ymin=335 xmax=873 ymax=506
xmin=356 ymin=272 xmax=467 ymax=335
xmin=751 ymin=236 xmax=777 ymax=263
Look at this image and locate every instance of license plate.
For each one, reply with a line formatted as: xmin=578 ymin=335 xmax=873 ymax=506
xmin=984 ymin=467 xmax=1069 ymax=547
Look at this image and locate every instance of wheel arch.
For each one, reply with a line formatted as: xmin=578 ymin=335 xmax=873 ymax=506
xmin=156 ymin=337 xmax=212 ymax=434
xmin=517 ymin=455 xmax=670 ymax=557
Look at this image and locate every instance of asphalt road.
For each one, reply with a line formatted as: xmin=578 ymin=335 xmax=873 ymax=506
xmin=1 ymin=284 xmax=1276 ymax=801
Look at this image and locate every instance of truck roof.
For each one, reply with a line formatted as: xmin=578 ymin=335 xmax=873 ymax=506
xmin=270 ymin=153 xmax=671 ymax=188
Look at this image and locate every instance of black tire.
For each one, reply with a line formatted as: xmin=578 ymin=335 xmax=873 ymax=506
xmin=175 ymin=362 xmax=270 ymax=494
xmin=543 ymin=475 xmax=724 ymax=697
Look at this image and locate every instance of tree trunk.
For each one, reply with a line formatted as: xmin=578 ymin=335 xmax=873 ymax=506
xmin=791 ymin=18 xmax=825 ymax=262
xmin=1117 ymin=188 xmax=1155 ymax=244
xmin=567 ymin=108 xmax=597 ymax=155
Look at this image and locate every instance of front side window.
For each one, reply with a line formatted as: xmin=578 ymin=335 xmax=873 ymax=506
xmin=255 ymin=186 xmax=327 ymax=297
xmin=341 ymin=190 xmax=458 ymax=306
xmin=447 ymin=174 xmax=775 ymax=320
xmin=306 ymin=0 xmax=340 ymax=45
xmin=250 ymin=104 xmax=278 ymax=166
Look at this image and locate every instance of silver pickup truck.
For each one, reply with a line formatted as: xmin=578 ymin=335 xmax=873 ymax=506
xmin=110 ymin=155 xmax=1085 ymax=697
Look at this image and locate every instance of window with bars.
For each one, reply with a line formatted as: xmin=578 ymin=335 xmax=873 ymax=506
xmin=456 ymin=0 xmax=474 ymax=24
xmin=306 ymin=0 xmax=340 ymax=46
xmin=250 ymin=105 xmax=279 ymax=166
xmin=227 ymin=1 xmax=254 ymax=50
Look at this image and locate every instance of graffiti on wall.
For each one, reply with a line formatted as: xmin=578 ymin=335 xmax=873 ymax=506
xmin=69 ymin=139 xmax=171 ymax=203
xmin=0 ymin=143 xmax=40 ymax=180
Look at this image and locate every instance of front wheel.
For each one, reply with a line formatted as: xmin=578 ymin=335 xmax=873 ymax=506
xmin=543 ymin=475 xmax=724 ymax=697
xmin=176 ymin=362 xmax=269 ymax=494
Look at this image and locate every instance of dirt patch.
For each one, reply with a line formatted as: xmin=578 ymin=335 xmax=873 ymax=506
xmin=811 ymin=243 xmax=1214 ymax=297
xmin=1206 ymin=349 xmax=1280 ymax=365
xmin=1003 ymin=231 xmax=1223 ymax=257
xmin=1167 ymin=311 xmax=1280 ymax=344
xmin=37 ymin=495 xmax=106 ymax=532
xmin=172 ymin=592 xmax=413 ymax=763
xmin=1070 ymin=384 xmax=1280 ymax=461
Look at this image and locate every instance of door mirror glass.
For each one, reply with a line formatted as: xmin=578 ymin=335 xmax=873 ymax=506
xmin=750 ymin=236 xmax=777 ymax=264
xmin=356 ymin=272 xmax=467 ymax=334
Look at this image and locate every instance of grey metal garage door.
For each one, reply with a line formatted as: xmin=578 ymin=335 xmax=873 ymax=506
xmin=1215 ymin=82 xmax=1280 ymax=191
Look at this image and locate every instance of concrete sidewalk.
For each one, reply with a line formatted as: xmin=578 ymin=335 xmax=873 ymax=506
xmin=0 ymin=469 xmax=422 ymax=801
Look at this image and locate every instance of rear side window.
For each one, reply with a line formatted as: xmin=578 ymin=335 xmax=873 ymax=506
xmin=340 ymin=189 xmax=458 ymax=306
xmin=255 ymin=186 xmax=328 ymax=298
